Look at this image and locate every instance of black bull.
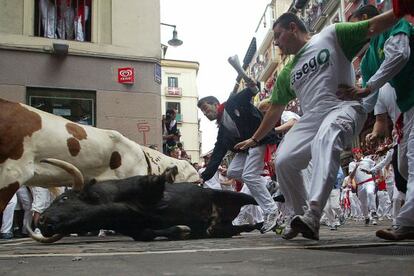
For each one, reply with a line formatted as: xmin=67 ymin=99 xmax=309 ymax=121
xmin=33 ymin=168 xmax=262 ymax=243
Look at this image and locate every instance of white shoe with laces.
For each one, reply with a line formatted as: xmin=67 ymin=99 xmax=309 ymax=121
xmin=260 ymin=212 xmax=279 ymax=234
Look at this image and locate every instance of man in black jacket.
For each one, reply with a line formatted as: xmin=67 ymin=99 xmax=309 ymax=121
xmin=198 ymin=81 xmax=279 ymax=233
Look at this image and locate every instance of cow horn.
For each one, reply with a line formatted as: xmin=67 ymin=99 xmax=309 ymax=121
xmin=25 ymin=221 xmax=64 ymax=244
xmin=40 ymin=158 xmax=84 ymax=191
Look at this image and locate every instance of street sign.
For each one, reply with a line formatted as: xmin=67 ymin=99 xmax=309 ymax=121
xmin=137 ymin=123 xmax=150 ymax=132
xmin=118 ymin=67 xmax=135 ymax=84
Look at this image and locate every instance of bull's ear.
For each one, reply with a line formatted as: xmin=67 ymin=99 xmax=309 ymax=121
xmin=80 ymin=179 xmax=100 ymax=203
xmin=163 ymin=166 xmax=178 ymax=183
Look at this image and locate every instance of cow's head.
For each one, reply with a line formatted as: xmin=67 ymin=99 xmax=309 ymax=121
xmin=28 ymin=159 xmax=178 ymax=244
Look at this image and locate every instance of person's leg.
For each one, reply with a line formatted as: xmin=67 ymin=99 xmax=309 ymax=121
xmin=309 ymin=105 xmax=367 ymax=216
xmin=393 ymin=146 xmax=407 ymax=193
xmin=365 ymin=181 xmax=378 ymax=223
xmin=358 ymin=185 xmax=370 ymax=223
xmin=227 ymin=153 xmax=246 ymax=181
xmin=15 ymin=186 xmax=32 ymax=235
xmin=275 ymin=116 xmax=315 ymax=216
xmin=1 ymin=194 xmax=17 ymax=239
xmin=395 ymin=108 xmax=414 ymax=226
xmin=293 ymin=105 xmax=367 ymax=240
xmin=377 ymin=107 xmax=414 ymax=240
xmin=243 ymin=145 xmax=278 ymax=233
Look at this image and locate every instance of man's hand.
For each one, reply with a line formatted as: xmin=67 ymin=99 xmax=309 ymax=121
xmin=337 ymin=84 xmax=371 ymax=101
xmin=234 ymin=138 xmax=257 ymax=151
xmin=366 ymin=132 xmax=380 ymax=145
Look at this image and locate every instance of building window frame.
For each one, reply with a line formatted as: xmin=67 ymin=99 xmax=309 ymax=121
xmin=27 ymin=87 xmax=96 ymax=126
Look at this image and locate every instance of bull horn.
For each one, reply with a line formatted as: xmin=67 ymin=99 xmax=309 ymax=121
xmin=40 ymin=158 xmax=84 ymax=191
xmin=25 ymin=221 xmax=64 ymax=244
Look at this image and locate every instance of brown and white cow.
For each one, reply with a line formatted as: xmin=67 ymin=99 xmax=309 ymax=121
xmin=0 ymin=98 xmax=199 ymax=211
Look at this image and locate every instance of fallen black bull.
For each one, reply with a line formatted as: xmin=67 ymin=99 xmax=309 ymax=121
xmin=27 ymin=159 xmax=262 ymax=243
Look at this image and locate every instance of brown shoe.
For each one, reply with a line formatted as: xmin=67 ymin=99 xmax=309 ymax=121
xmin=376 ymin=226 xmax=414 ymax=241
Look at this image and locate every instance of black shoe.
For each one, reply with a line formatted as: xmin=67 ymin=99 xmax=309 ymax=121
xmin=0 ymin=232 xmax=13 ymax=240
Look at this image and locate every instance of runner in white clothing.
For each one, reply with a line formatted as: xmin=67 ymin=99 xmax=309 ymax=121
xmin=235 ymin=10 xmax=405 ymax=240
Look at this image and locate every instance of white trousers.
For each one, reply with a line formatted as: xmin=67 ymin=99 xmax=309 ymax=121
xmin=1 ymin=194 xmax=17 ymax=234
xmin=396 ymin=106 xmax=414 ymax=226
xmin=357 ymin=181 xmax=377 ymax=217
xmin=377 ymin=190 xmax=392 ymax=218
xmin=15 ymin=186 xmax=33 ymax=234
xmin=323 ymin=189 xmax=342 ymax=226
xmin=232 ymin=185 xmax=264 ymax=225
xmin=227 ymin=145 xmax=277 ymax=214
xmin=349 ymin=192 xmax=363 ymax=218
xmin=275 ymin=104 xmax=366 ymax=216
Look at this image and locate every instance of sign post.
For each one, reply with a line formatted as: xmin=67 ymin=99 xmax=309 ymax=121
xmin=137 ymin=122 xmax=150 ymax=145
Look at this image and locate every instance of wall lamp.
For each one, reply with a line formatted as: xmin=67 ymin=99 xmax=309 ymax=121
xmin=160 ymin=23 xmax=183 ymax=47
xmin=52 ymin=42 xmax=69 ymax=56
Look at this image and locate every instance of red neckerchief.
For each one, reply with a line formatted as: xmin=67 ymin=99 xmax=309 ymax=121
xmin=395 ymin=113 xmax=404 ymax=144
xmin=216 ymin=102 xmax=226 ymax=122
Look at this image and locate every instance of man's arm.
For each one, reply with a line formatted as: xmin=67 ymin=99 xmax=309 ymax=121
xmin=365 ymin=33 xmax=410 ymax=93
xmin=349 ymin=162 xmax=359 ymax=181
xmin=366 ymin=10 xmax=401 ymax=39
xmin=366 ymin=113 xmax=389 ymax=144
xmin=274 ymin=118 xmax=298 ymax=134
xmin=234 ymin=103 xmax=285 ymax=150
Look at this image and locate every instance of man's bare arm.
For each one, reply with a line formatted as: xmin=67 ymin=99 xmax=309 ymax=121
xmin=366 ymin=10 xmax=400 ymax=39
xmin=275 ymin=118 xmax=298 ymax=134
xmin=366 ymin=113 xmax=389 ymax=144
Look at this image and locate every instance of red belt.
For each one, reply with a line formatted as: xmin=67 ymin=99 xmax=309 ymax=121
xmin=357 ymin=178 xmax=375 ymax=186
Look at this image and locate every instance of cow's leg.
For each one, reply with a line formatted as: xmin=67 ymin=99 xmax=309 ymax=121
xmin=0 ymin=182 xmax=19 ymax=212
xmin=132 ymin=225 xmax=192 ymax=241
xmin=0 ymin=158 xmax=35 ymax=212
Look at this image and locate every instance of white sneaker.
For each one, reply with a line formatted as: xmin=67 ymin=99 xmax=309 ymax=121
xmin=260 ymin=212 xmax=279 ymax=234
xmin=291 ymin=208 xmax=320 ymax=240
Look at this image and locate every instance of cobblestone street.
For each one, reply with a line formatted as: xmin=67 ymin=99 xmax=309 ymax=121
xmin=1 ymin=221 xmax=414 ymax=275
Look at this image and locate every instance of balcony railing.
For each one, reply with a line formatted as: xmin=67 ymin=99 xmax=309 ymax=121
xmin=165 ymin=87 xmax=182 ymax=97
xmin=254 ymin=4 xmax=275 ymax=52
xmin=250 ymin=45 xmax=281 ymax=82
xmin=303 ymin=0 xmax=337 ymax=32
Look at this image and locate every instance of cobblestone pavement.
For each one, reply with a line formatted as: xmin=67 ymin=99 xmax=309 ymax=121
xmin=1 ymin=220 xmax=414 ymax=275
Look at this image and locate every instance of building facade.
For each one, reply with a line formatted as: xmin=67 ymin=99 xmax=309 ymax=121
xmin=0 ymin=0 xmax=163 ymax=146
xmin=161 ymin=59 xmax=200 ymax=163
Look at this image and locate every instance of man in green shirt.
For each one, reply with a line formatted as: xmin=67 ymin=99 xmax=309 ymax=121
xmin=346 ymin=4 xmax=414 ymax=241
xmin=235 ymin=8 xmax=410 ymax=241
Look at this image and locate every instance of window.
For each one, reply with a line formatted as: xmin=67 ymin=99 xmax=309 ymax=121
xmin=34 ymin=0 xmax=92 ymax=42
xmin=166 ymin=102 xmax=182 ymax=122
xmin=168 ymin=77 xmax=178 ymax=88
xmin=27 ymin=88 xmax=96 ymax=126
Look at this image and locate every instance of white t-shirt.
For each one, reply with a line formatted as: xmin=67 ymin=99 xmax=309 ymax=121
xmin=281 ymin=110 xmax=300 ymax=124
xmin=374 ymin=82 xmax=400 ymax=124
xmin=349 ymin=156 xmax=376 ymax=185
xmin=270 ymin=21 xmax=370 ymax=113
